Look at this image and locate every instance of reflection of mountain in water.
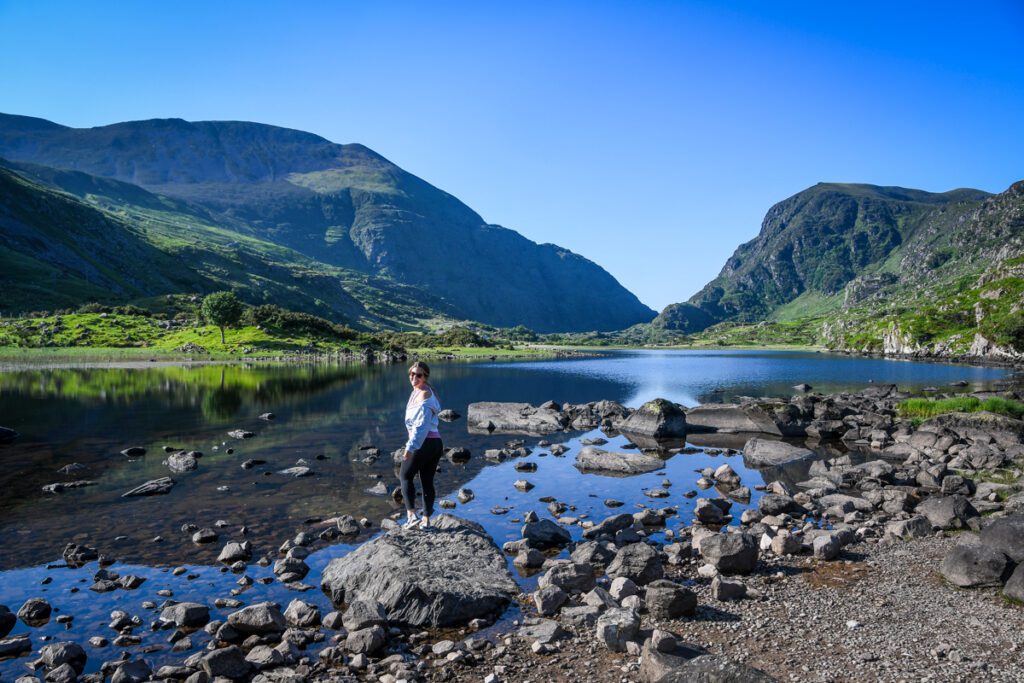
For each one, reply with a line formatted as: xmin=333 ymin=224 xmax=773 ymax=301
xmin=0 ymin=360 xmax=634 ymax=569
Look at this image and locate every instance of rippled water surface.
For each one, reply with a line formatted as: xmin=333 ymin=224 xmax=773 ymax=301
xmin=0 ymin=350 xmax=1012 ymax=675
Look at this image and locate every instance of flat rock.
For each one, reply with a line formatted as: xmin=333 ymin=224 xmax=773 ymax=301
xmin=742 ymin=438 xmax=816 ymax=467
xmin=0 ymin=634 xmax=31 ymax=658
xmin=916 ymin=495 xmax=980 ymax=530
xmin=226 ymin=602 xmax=287 ymax=635
xmin=321 ymin=514 xmax=517 ymax=627
xmin=121 ymin=477 xmax=175 ymax=497
xmin=575 ymin=447 xmax=665 ymax=475
xmin=466 ymin=402 xmax=567 ymax=435
xmin=686 ymin=404 xmax=782 ymax=435
xmin=653 ymin=654 xmax=777 ymax=682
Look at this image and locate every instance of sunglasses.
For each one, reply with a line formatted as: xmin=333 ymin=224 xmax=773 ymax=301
xmin=409 ymin=372 xmax=425 ymax=378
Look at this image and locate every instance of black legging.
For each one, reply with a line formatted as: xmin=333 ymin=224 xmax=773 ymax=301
xmin=399 ymin=437 xmax=443 ymax=516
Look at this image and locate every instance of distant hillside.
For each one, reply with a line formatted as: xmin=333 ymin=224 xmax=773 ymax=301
xmin=652 ymin=181 xmax=1024 ymax=358
xmin=0 ymin=113 xmax=655 ymax=332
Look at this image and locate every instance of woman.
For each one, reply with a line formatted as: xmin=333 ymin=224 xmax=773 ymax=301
xmin=399 ymin=361 xmax=443 ymax=529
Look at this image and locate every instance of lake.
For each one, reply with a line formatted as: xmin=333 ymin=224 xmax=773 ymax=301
xmin=0 ymin=349 xmax=1013 ymax=675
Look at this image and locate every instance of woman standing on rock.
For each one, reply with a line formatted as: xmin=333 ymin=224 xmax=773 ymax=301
xmin=400 ymin=361 xmax=443 ymax=529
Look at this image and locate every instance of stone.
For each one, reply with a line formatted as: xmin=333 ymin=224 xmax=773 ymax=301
xmin=341 ymin=599 xmax=387 ymax=631
xmin=467 ymin=402 xmax=567 ymax=434
xmin=812 ymin=534 xmax=841 ymax=560
xmin=39 ymin=642 xmax=87 ymax=674
xmin=618 ymin=399 xmax=687 ymax=438
xmin=742 ymin=438 xmax=816 ymax=466
xmin=711 ymin=576 xmax=747 ymax=601
xmin=121 ymin=477 xmax=174 ymax=497
xmin=979 ymin=514 xmax=1024 ymax=563
xmin=583 ymin=587 xmax=618 ymax=610
xmin=533 ymin=586 xmax=568 ymax=616
xmin=321 ymin=515 xmax=518 ymax=627
xmin=561 ymin=605 xmax=602 ymax=627
xmin=522 ymin=519 xmax=571 ymax=549
xmin=538 ymin=561 xmax=596 ymax=593
xmin=165 ymin=451 xmax=198 ymax=473
xmin=758 ymin=494 xmax=804 ymax=516
xmin=646 ymin=579 xmax=697 ymax=619
xmin=940 ymin=544 xmax=1009 ymax=587
xmin=61 ymin=543 xmax=98 ymax=566
xmin=699 ymin=533 xmax=759 ymax=574
xmin=583 ymin=513 xmax=636 ymax=539
xmin=245 ymin=645 xmax=284 ymax=670
xmin=514 ymin=548 xmax=545 ymax=568
xmin=769 ymin=533 xmax=802 ymax=556
xmin=44 ymin=663 xmax=77 ymax=683
xmin=571 ymin=540 xmax=617 ymax=567
xmin=0 ymin=634 xmax=31 ymax=658
xmin=595 ymin=607 xmax=640 ymax=652
xmin=345 ymin=625 xmax=386 ymax=655
xmin=609 ymin=576 xmax=638 ymax=601
xmin=1003 ymin=564 xmax=1024 ymax=603
xmin=227 ymin=429 xmax=255 ymax=439
xmin=201 ymin=645 xmax=252 ymax=680
xmin=694 ymin=498 xmax=725 ymax=524
xmin=686 ymin=403 xmax=782 ymax=435
xmin=607 ymin=543 xmax=664 ymax=585
xmin=217 ymin=541 xmax=252 ymax=564
xmin=283 ymin=599 xmax=320 ymax=628
xmin=917 ymin=495 xmax=980 ymax=530
xmin=160 ymin=602 xmax=210 ymax=628
xmin=17 ymin=598 xmax=51 ymax=625
xmin=885 ymin=516 xmax=933 ymax=540
xmin=227 ymin=602 xmax=287 ymax=635
xmin=276 ymin=466 xmax=312 ymax=477
xmin=192 ymin=528 xmax=218 ymax=544
xmin=714 ymin=463 xmax=741 ymax=488
xmin=336 ymin=514 xmax=361 ymax=536
xmin=111 ymin=659 xmax=152 ymax=683
xmin=575 ymin=447 xmax=665 ymax=475
xmin=653 ymin=654 xmax=776 ymax=682
xmin=0 ymin=606 xmax=14 ymax=639
xmin=518 ymin=618 xmax=568 ymax=644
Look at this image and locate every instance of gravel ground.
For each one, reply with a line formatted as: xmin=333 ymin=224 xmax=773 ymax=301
xmin=426 ymin=533 xmax=1023 ymax=683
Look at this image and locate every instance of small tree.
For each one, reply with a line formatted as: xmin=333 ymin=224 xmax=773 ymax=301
xmin=201 ymin=291 xmax=244 ymax=345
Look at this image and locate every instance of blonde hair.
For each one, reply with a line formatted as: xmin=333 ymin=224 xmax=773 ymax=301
xmin=408 ymin=361 xmax=430 ymax=378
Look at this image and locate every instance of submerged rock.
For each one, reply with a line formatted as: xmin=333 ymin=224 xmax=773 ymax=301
xmin=121 ymin=477 xmax=175 ymax=497
xmin=575 ymin=447 xmax=665 ymax=475
xmin=321 ymin=515 xmax=517 ymax=627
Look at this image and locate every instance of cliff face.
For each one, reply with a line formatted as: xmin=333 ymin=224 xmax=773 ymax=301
xmin=0 ymin=113 xmax=655 ymax=332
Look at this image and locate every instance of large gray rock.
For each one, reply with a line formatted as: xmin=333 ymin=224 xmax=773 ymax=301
xmin=979 ymin=514 xmax=1024 ymax=563
xmin=653 ymin=655 xmax=778 ymax=682
xmin=607 ymin=543 xmax=664 ymax=585
xmin=920 ymin=412 xmax=1024 ymax=449
xmin=341 ymin=600 xmax=387 ymax=631
xmin=217 ymin=541 xmax=252 ymax=564
xmin=686 ymin=404 xmax=782 ymax=435
xmin=645 ymin=580 xmax=697 ymax=619
xmin=940 ymin=544 xmax=1009 ymax=587
xmin=575 ymin=447 xmax=665 ymax=475
xmin=522 ymin=519 xmax=572 ymax=549
xmin=639 ymin=640 xmax=709 ymax=683
xmin=618 ymin=399 xmax=687 ymax=438
xmin=742 ymin=438 xmax=815 ymax=467
xmin=283 ymin=599 xmax=320 ymax=628
xmin=538 ymin=561 xmax=596 ymax=593
xmin=39 ymin=642 xmax=87 ymax=674
xmin=700 ymin=533 xmax=759 ymax=574
xmin=1004 ymin=564 xmax=1024 ymax=603
xmin=201 ymin=645 xmax=252 ymax=680
xmin=0 ymin=634 xmax=31 ymax=659
xmin=467 ymin=402 xmax=567 ymax=434
xmin=595 ymin=607 xmax=640 ymax=652
xmin=345 ymin=625 xmax=386 ymax=655
xmin=111 ymin=659 xmax=152 ymax=683
xmin=17 ymin=597 xmax=51 ymax=625
xmin=160 ymin=602 xmax=210 ymax=628
xmin=321 ymin=515 xmax=517 ymax=627
xmin=583 ymin=514 xmax=636 ymax=539
xmin=226 ymin=602 xmax=287 ymax=635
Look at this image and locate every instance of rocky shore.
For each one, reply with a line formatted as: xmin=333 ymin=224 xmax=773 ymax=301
xmin=1 ymin=383 xmax=1022 ymax=683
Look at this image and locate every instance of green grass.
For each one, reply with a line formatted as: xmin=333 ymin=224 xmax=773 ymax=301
xmin=898 ymin=397 xmax=1024 ymax=420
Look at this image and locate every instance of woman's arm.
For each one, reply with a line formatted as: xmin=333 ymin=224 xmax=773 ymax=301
xmin=404 ymin=395 xmax=432 ymax=456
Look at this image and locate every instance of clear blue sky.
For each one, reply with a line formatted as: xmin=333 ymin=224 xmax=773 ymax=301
xmin=2 ymin=1 xmax=1022 ymax=311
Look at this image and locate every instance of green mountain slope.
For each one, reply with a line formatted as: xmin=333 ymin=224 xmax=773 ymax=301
xmin=0 ymin=159 xmax=464 ymax=329
xmin=0 ymin=113 xmax=655 ymax=332
xmin=653 ymin=180 xmax=1024 ymax=358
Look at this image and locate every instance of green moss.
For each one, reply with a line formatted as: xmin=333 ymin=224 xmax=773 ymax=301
xmin=898 ymin=397 xmax=1024 ymax=420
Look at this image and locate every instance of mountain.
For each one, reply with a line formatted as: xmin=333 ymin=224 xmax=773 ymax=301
xmin=0 ymin=113 xmax=655 ymax=332
xmin=655 ymin=181 xmax=1024 ymax=357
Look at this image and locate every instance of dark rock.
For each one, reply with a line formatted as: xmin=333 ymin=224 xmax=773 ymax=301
xmin=607 ymin=543 xmax=664 ymax=585
xmin=39 ymin=642 xmax=87 ymax=674
xmin=1004 ymin=564 xmax=1024 ymax=603
xmin=0 ymin=633 xmax=31 ymax=658
xmin=45 ymin=663 xmax=78 ymax=683
xmin=758 ymin=494 xmax=804 ymax=516
xmin=619 ymin=399 xmax=687 ymax=438
xmin=940 ymin=544 xmax=1009 ymax=587
xmin=686 ymin=404 xmax=781 ymax=435
xmin=537 ymin=561 xmax=596 ymax=593
xmin=700 ymin=533 xmax=759 ymax=574
xmin=283 ymin=599 xmax=320 ymax=628
xmin=160 ymin=602 xmax=210 ymax=628
xmin=0 ymin=605 xmax=15 ymax=638
xmin=192 ymin=528 xmax=218 ymax=544
xmin=438 ymin=409 xmax=461 ymax=421
xmin=646 ymin=580 xmax=697 ymax=619
xmin=0 ymin=426 xmax=19 ymax=444
xmin=111 ymin=659 xmax=152 ymax=683
xmin=595 ymin=607 xmax=640 ymax=652
xmin=522 ymin=519 xmax=571 ymax=549
xmin=17 ymin=597 xmax=51 ymax=625
xmin=62 ymin=543 xmax=98 ymax=567
xmin=120 ymin=447 xmax=146 ymax=457
xmin=979 ymin=514 xmax=1024 ymax=563
xmin=916 ymin=495 xmax=980 ymax=530
xmin=201 ymin=645 xmax=252 ymax=679
xmin=121 ymin=477 xmax=174 ymax=497
xmin=321 ymin=515 xmax=517 ymax=627
xmin=584 ymin=513 xmax=636 ymax=539
xmin=446 ymin=447 xmax=471 ymax=462
xmin=711 ymin=576 xmax=747 ymax=601
xmin=575 ymin=447 xmax=664 ymax=475
xmin=345 ymin=625 xmax=386 ymax=655
xmin=533 ymin=585 xmax=568 ymax=616
xmin=217 ymin=541 xmax=252 ymax=564
xmin=336 ymin=515 xmax=360 ymax=536
xmin=571 ymin=541 xmax=617 ymax=567
xmin=341 ymin=599 xmax=387 ymax=631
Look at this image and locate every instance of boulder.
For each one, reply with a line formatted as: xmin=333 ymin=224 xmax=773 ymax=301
xmin=699 ymin=533 xmax=759 ymax=574
xmin=639 ymin=639 xmax=709 ymax=683
xmin=595 ymin=608 xmax=640 ymax=652
xmin=979 ymin=514 xmax=1024 ymax=563
xmin=217 ymin=541 xmax=252 ymax=564
xmin=575 ymin=447 xmax=665 ymax=475
xmin=0 ymin=634 xmax=31 ymax=658
xmin=0 ymin=605 xmax=14 ymax=639
xmin=653 ymin=654 xmax=777 ymax=682
xmin=111 ymin=659 xmax=152 ymax=683
xmin=645 ymin=580 xmax=697 ymax=619
xmin=341 ymin=600 xmax=387 ymax=631
xmin=533 ymin=586 xmax=568 ymax=616
xmin=321 ymin=515 xmax=517 ymax=627
xmin=17 ymin=597 xmax=51 ymax=625
xmin=742 ymin=439 xmax=815 ymax=467
xmin=885 ymin=516 xmax=933 ymax=540
xmin=711 ymin=576 xmax=747 ymax=601
xmin=538 ymin=560 xmax=596 ymax=593
xmin=607 ymin=543 xmax=664 ymax=585
xmin=1004 ymin=564 xmax=1024 ymax=603
xmin=583 ymin=513 xmax=636 ymax=539
xmin=618 ymin=399 xmax=687 ymax=438
xmin=160 ymin=602 xmax=210 ymax=628
xmin=39 ymin=642 xmax=87 ymax=674
xmin=345 ymin=626 xmax=386 ymax=655
xmin=283 ymin=600 xmax=320 ymax=628
xmin=467 ymin=402 xmax=567 ymax=434
xmin=920 ymin=412 xmax=1024 ymax=449
xmin=686 ymin=404 xmax=782 ymax=435
xmin=522 ymin=519 xmax=571 ymax=549
xmin=940 ymin=544 xmax=1009 ymax=587
xmin=226 ymin=602 xmax=287 ymax=635
xmin=165 ymin=451 xmax=198 ymax=473
xmin=201 ymin=645 xmax=252 ymax=680
xmin=758 ymin=494 xmax=804 ymax=516
xmin=812 ymin=534 xmax=841 ymax=560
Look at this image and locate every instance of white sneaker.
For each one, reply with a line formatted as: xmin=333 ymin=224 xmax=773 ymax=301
xmin=418 ymin=517 xmax=432 ymax=530
xmin=403 ymin=514 xmax=420 ymax=529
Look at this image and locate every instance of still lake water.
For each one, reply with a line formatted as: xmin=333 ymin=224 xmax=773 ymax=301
xmin=0 ymin=350 xmax=1013 ymax=674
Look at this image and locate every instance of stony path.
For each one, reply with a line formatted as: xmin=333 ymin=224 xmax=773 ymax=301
xmin=430 ymin=534 xmax=1023 ymax=683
